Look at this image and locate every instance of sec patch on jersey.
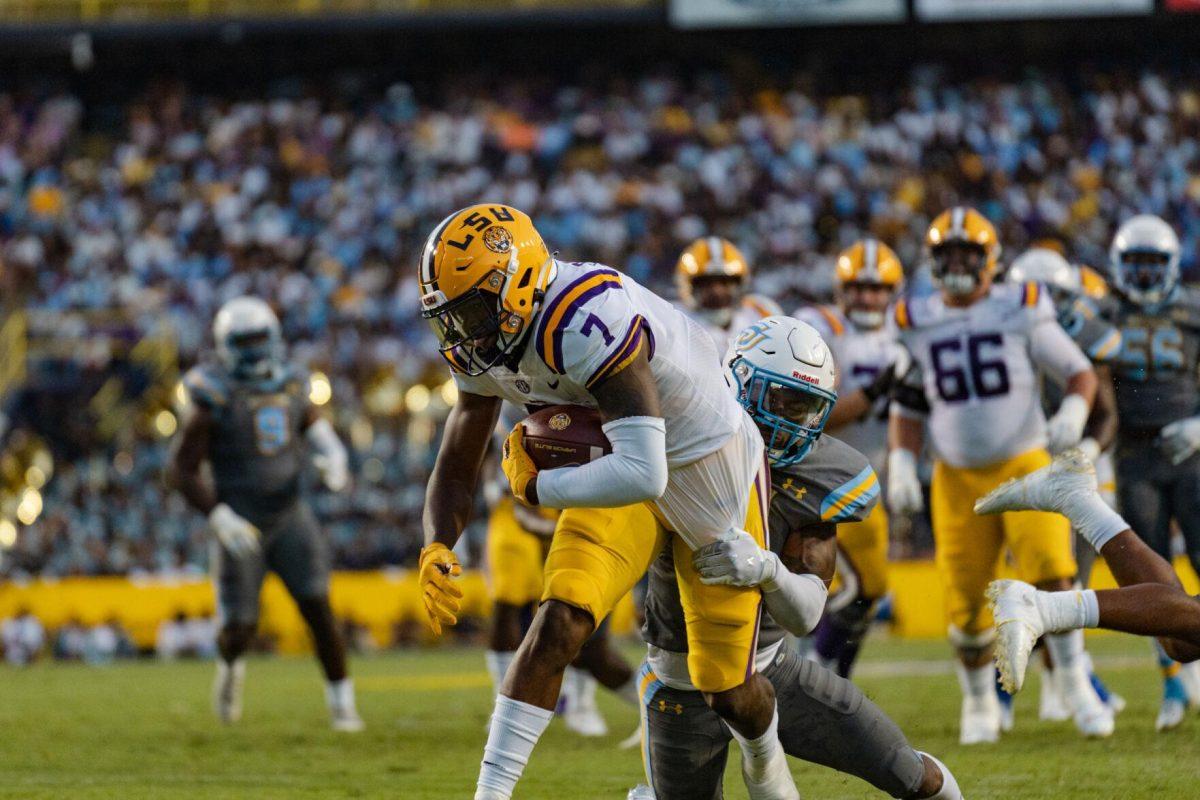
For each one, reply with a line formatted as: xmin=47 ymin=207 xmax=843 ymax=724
xmin=520 ymin=405 xmax=611 ymax=469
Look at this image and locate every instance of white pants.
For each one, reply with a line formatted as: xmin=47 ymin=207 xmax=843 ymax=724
xmin=654 ymin=411 xmax=767 ymax=551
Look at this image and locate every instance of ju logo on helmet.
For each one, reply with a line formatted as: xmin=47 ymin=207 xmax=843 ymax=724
xmin=418 ymin=204 xmax=555 ymax=376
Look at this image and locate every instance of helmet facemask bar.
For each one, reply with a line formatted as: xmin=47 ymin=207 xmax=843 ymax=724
xmin=220 ymin=328 xmax=283 ymax=380
xmin=731 ymin=358 xmax=836 ymax=467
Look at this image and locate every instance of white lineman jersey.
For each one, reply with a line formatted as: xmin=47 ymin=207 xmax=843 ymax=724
xmin=893 ymin=282 xmax=1092 ymax=469
xmin=690 ymin=294 xmax=782 ymax=359
xmin=451 ymin=260 xmax=744 ymax=468
xmin=794 ymin=304 xmax=898 ymax=475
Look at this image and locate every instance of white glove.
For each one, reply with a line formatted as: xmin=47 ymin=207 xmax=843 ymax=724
xmin=307 ymin=418 xmax=349 ymax=492
xmin=1046 ymin=393 xmax=1090 ymax=454
xmin=1160 ymin=416 xmax=1200 ymax=465
xmin=887 ymin=448 xmax=924 ymax=515
xmin=208 ymin=503 xmax=261 ymax=559
xmin=692 ymin=530 xmax=780 ymax=587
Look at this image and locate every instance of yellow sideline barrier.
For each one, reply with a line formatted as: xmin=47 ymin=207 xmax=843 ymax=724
xmin=0 ymin=569 xmax=638 ymax=654
xmin=1 ymin=558 xmax=1195 ymax=651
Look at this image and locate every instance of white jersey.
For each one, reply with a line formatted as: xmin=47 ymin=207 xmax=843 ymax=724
xmin=893 ymin=282 xmax=1091 ymax=469
xmin=452 ymin=260 xmax=744 ymax=468
xmin=794 ymin=304 xmax=898 ymax=476
xmin=689 ymin=294 xmax=782 ymax=359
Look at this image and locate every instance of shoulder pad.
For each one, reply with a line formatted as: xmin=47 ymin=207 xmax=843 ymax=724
xmin=533 ymin=265 xmax=626 ymax=375
xmin=771 ymin=436 xmax=879 ymax=527
xmin=182 ymin=365 xmax=229 ymax=409
xmin=1168 ymin=287 xmax=1200 ymax=329
xmin=742 ymin=294 xmax=782 ymax=319
xmin=795 ymin=304 xmax=844 ymax=338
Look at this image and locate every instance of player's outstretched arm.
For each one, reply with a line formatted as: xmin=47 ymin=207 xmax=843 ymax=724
xmin=423 ymin=390 xmax=501 ymax=549
xmin=526 ymin=349 xmax=668 ymax=509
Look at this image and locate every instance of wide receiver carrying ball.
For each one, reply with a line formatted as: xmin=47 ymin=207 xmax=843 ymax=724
xmin=520 ymin=405 xmax=612 ymax=469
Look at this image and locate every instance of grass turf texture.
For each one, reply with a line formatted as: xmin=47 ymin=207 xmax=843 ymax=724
xmin=2 ymin=636 xmax=1198 ymax=798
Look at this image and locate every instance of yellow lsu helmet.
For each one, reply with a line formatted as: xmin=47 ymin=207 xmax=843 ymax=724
xmin=1078 ymin=265 xmax=1110 ymax=300
xmin=419 ymin=204 xmax=554 ymax=375
xmin=835 ymin=239 xmax=904 ymax=289
xmin=675 ymin=237 xmax=749 ymax=308
xmin=925 ymin=206 xmax=1002 ymax=296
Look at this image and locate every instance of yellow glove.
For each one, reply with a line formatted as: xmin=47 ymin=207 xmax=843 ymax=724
xmin=502 ymin=425 xmax=539 ymax=505
xmin=418 ymin=543 xmax=463 ymax=636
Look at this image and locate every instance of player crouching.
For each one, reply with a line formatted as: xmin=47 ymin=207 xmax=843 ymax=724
xmin=629 ymin=316 xmax=961 ymax=800
xmin=170 ymin=297 xmax=362 ymax=732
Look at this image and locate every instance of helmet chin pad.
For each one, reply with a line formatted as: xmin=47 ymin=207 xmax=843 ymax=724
xmin=938 ymin=272 xmax=978 ymax=297
xmin=848 ymin=309 xmax=885 ymax=329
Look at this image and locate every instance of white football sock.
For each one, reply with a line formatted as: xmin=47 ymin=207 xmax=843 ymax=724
xmin=728 ymin=707 xmax=783 ymax=782
xmin=612 ymin=673 xmax=640 ymax=706
xmin=486 ymin=650 xmax=515 ymax=697
xmin=477 ymin=695 xmax=554 ymax=799
xmin=577 ymin=672 xmax=598 ymax=710
xmin=324 ymin=677 xmax=356 ymax=712
xmin=1036 ymin=589 xmax=1100 ymax=633
xmin=954 ymin=662 xmax=994 ymax=699
xmin=1058 ymin=492 xmax=1129 ymax=552
xmin=1045 ymin=629 xmax=1089 ymax=695
xmin=561 ymin=666 xmax=586 ymax=711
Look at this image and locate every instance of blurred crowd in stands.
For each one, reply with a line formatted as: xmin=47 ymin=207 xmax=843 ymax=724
xmin=2 ymin=59 xmax=1200 ymax=578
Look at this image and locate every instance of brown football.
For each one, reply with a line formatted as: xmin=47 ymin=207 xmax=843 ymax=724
xmin=520 ymin=404 xmax=612 ymax=470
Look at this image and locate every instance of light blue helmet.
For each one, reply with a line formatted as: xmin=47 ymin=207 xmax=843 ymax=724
xmin=213 ymin=296 xmax=283 ymax=381
xmin=1109 ymin=214 xmax=1181 ymax=309
xmin=726 ymin=316 xmax=837 ymax=467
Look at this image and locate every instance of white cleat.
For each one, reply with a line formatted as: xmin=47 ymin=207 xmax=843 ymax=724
xmin=741 ymin=746 xmax=801 ymax=800
xmin=986 ymin=580 xmax=1042 ymax=694
xmin=1060 ymin=669 xmax=1115 ymax=738
xmin=563 ymin=701 xmax=608 ymax=737
xmin=959 ymin=692 xmax=1002 ymax=745
xmin=212 ymin=658 xmax=245 ymax=725
xmin=1157 ymin=697 xmax=1187 ymax=732
xmin=331 ymin=707 xmax=366 ymax=733
xmin=626 ymin=785 xmax=656 ymax=800
xmin=974 ymin=448 xmax=1096 ymax=517
xmin=1038 ymin=669 xmax=1070 ymax=722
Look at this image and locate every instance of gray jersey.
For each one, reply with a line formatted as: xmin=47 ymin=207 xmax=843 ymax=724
xmin=182 ymin=361 xmax=312 ymax=523
xmin=1102 ymin=286 xmax=1200 ymax=437
xmin=641 ymin=434 xmax=878 ymax=657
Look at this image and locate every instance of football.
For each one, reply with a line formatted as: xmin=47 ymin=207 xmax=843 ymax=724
xmin=519 ymin=404 xmax=612 ymax=470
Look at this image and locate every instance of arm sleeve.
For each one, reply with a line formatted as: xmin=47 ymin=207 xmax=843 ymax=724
xmin=535 ymin=415 xmax=669 ymax=509
xmin=181 ymin=366 xmax=226 ymax=411
xmin=890 ymin=344 xmax=929 ymax=417
xmin=1029 ymin=299 xmax=1093 ymax=385
xmin=760 ymin=566 xmax=829 ymax=637
xmin=305 ymin=418 xmax=347 ymax=463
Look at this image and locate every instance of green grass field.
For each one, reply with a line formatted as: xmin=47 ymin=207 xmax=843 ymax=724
xmin=2 ymin=635 xmax=1198 ymax=799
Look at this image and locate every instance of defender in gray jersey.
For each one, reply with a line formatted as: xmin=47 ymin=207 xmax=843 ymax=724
xmin=630 ymin=317 xmax=961 ymax=800
xmin=169 ymin=297 xmax=362 ymax=732
xmin=1101 ymin=215 xmax=1200 ymax=729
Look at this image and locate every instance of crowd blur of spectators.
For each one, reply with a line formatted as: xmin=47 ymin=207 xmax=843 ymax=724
xmin=3 ymin=58 xmax=1200 ymax=578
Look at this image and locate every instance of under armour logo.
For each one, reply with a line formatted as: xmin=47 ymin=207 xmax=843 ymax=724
xmin=780 ymin=477 xmax=807 ymax=501
xmin=656 ymin=700 xmax=683 ymax=715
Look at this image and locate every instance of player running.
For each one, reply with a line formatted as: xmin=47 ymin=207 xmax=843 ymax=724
xmin=628 ymin=316 xmax=962 ymax=800
xmin=675 ymin=236 xmax=781 ymax=353
xmin=418 ymin=205 xmax=814 ymax=800
xmin=1004 ymin=248 xmax=1124 ymax=721
xmin=795 ymin=238 xmax=904 ymax=678
xmin=169 ymin=297 xmax=362 ymax=732
xmin=1093 ymin=214 xmax=1200 ymax=729
xmin=979 ymin=450 xmax=1200 ymax=695
xmin=483 ymin=403 xmax=640 ymax=736
xmin=887 ymin=207 xmax=1111 ymax=744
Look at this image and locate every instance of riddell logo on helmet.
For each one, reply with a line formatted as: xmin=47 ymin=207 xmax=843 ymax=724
xmin=793 ymin=371 xmax=819 ymax=385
